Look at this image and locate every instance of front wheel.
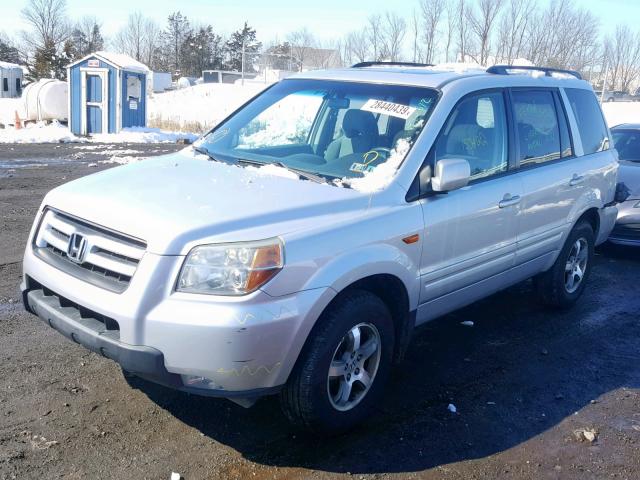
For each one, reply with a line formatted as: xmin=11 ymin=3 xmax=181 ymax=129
xmin=279 ymin=290 xmax=394 ymax=434
xmin=534 ymin=220 xmax=594 ymax=309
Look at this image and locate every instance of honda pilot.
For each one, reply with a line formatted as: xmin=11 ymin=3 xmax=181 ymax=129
xmin=22 ymin=63 xmax=619 ymax=433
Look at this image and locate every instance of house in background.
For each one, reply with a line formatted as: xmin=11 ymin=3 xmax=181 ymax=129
xmin=0 ymin=62 xmax=23 ymax=98
xmin=67 ymin=51 xmax=150 ymax=135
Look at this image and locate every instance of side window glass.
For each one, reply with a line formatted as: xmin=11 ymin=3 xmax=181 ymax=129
xmin=565 ymin=88 xmax=610 ymax=154
xmin=512 ymin=90 xmax=561 ymax=167
xmin=434 ymin=91 xmax=508 ymax=181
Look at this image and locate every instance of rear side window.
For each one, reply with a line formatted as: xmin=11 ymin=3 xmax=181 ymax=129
xmin=2 ymin=78 xmax=7 ymax=92
xmin=565 ymin=88 xmax=610 ymax=155
xmin=513 ymin=90 xmax=570 ymax=167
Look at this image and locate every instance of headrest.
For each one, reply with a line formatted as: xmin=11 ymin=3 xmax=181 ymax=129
xmin=343 ymin=109 xmax=378 ymax=139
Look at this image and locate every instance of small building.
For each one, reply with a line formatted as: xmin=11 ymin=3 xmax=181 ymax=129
xmin=150 ymin=71 xmax=172 ymax=93
xmin=203 ymin=70 xmax=256 ymax=84
xmin=67 ymin=51 xmax=150 ymax=135
xmin=0 ymin=62 xmax=23 ymax=98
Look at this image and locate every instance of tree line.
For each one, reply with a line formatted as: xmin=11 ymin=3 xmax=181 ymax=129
xmin=2 ymin=0 xmax=640 ymax=93
xmin=0 ymin=0 xmax=262 ymax=80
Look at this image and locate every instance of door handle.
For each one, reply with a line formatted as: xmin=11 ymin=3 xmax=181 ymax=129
xmin=569 ymin=174 xmax=585 ymax=186
xmin=499 ymin=194 xmax=521 ymax=208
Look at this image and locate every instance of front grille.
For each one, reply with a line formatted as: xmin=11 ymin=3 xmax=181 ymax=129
xmin=33 ymin=209 xmax=147 ymax=293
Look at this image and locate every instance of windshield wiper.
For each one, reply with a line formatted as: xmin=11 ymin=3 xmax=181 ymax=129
xmin=270 ymin=162 xmax=328 ymax=184
xmin=193 ymin=145 xmax=235 ymax=165
xmin=236 ymin=158 xmax=328 ymax=185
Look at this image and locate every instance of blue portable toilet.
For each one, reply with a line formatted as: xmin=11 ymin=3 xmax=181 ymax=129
xmin=67 ymin=51 xmax=150 ymax=135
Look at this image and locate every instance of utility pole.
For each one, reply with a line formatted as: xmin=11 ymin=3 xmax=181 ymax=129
xmin=600 ymin=64 xmax=609 ymax=105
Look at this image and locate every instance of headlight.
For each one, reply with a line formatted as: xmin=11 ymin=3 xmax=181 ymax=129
xmin=177 ymin=238 xmax=283 ymax=295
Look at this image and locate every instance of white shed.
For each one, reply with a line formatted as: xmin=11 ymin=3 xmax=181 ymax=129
xmin=0 ymin=62 xmax=23 ymax=98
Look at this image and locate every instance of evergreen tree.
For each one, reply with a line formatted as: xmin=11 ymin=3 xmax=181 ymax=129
xmin=266 ymin=42 xmax=293 ymax=70
xmin=0 ymin=35 xmax=21 ymax=64
xmin=163 ymin=11 xmax=190 ymax=75
xmin=224 ymin=22 xmax=261 ymax=72
xmin=180 ymin=25 xmax=223 ymax=76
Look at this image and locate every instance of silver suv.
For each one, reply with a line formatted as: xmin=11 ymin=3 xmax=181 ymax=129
xmin=22 ymin=63 xmax=619 ymax=433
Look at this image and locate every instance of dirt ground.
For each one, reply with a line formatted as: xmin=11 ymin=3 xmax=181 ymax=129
xmin=1 ymin=143 xmax=639 ymax=480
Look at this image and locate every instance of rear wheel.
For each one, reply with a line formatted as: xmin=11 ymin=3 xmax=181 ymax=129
xmin=534 ymin=220 xmax=594 ymax=309
xmin=280 ymin=290 xmax=394 ymax=434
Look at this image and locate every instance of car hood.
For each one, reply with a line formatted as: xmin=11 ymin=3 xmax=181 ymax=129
xmin=619 ymin=161 xmax=640 ymax=200
xmin=43 ymin=150 xmax=371 ymax=254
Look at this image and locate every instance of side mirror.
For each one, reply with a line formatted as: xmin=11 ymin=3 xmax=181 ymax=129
xmin=431 ymin=158 xmax=471 ymax=192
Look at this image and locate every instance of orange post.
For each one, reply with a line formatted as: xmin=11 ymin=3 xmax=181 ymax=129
xmin=14 ymin=111 xmax=22 ymax=130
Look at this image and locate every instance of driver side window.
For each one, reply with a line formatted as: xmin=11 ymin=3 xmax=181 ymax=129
xmin=434 ymin=91 xmax=508 ymax=181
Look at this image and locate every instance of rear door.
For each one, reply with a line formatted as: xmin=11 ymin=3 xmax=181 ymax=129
xmin=510 ymin=88 xmax=580 ymax=266
xmin=417 ymin=90 xmax=523 ymax=317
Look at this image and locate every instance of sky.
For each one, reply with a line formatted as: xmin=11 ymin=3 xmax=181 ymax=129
xmin=2 ymin=0 xmax=640 ymax=46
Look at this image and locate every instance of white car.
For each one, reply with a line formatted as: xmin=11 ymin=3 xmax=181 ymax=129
xmin=22 ymin=63 xmax=619 ymax=433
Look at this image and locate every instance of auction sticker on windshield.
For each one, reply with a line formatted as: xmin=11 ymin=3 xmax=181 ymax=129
xmin=361 ymin=99 xmax=416 ymax=119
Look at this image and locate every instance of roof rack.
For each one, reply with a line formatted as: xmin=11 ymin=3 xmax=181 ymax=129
xmin=351 ymin=61 xmax=434 ymax=69
xmin=487 ymin=65 xmax=582 ymax=80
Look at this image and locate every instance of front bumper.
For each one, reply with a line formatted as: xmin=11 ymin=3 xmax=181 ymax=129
xmin=22 ymin=244 xmax=335 ymax=398
xmin=609 ymin=200 xmax=640 ymax=246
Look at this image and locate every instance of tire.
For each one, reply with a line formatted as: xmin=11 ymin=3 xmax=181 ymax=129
xmin=280 ymin=289 xmax=394 ymax=434
xmin=534 ymin=220 xmax=594 ymax=309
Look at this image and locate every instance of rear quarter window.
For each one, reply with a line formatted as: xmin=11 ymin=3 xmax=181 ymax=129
xmin=565 ymin=88 xmax=610 ymax=155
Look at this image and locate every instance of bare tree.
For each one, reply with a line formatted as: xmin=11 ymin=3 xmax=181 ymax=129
xmin=366 ymin=14 xmax=384 ymax=61
xmin=605 ymin=25 xmax=640 ymax=92
xmin=380 ymin=11 xmax=406 ymax=61
xmin=455 ymin=0 xmax=472 ymax=62
xmin=345 ymin=30 xmax=369 ymax=64
xmin=495 ymin=0 xmax=534 ymax=64
xmin=443 ymin=0 xmax=457 ymax=62
xmin=467 ymin=0 xmax=504 ymax=66
xmin=421 ymin=0 xmax=445 ymax=64
xmin=287 ymin=27 xmax=316 ymax=71
xmin=524 ymin=0 xmax=599 ymax=73
xmin=21 ymin=0 xmax=69 ymax=50
xmin=113 ymin=12 xmax=161 ymax=68
xmin=411 ymin=9 xmax=421 ymax=63
xmin=114 ymin=12 xmax=145 ymax=61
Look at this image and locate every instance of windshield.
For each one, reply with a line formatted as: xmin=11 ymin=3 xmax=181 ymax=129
xmin=197 ymin=79 xmax=438 ymax=183
xmin=613 ymin=130 xmax=640 ymax=163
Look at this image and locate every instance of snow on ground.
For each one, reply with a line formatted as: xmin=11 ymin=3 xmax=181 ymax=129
xmin=0 ymin=121 xmax=197 ymax=144
xmin=0 ymin=121 xmax=81 ymax=144
xmin=601 ymin=102 xmax=640 ymax=127
xmin=148 ymin=81 xmax=272 ymax=132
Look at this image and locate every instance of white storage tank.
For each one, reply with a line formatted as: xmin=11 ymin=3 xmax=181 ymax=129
xmin=22 ymin=79 xmax=68 ymax=122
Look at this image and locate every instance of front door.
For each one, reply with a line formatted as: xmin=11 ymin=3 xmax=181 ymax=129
xmin=81 ymin=69 xmax=108 ymax=135
xmin=416 ymin=90 xmax=522 ymax=324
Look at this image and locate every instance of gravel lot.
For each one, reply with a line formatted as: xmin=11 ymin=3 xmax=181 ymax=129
xmin=1 ymin=143 xmax=639 ymax=480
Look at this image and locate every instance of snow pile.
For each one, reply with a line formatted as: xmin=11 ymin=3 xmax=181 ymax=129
xmin=244 ymin=163 xmax=300 ymax=180
xmin=0 ymin=98 xmax=24 ymax=125
xmin=0 ymin=120 xmax=82 ymax=144
xmin=601 ymin=102 xmax=640 ymax=128
xmin=0 ymin=122 xmax=196 ymax=144
xmin=100 ymin=155 xmax=142 ymax=165
xmin=148 ymin=82 xmax=271 ymax=132
xmin=346 ymin=139 xmax=411 ymax=193
xmin=90 ymin=127 xmax=197 ymax=144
